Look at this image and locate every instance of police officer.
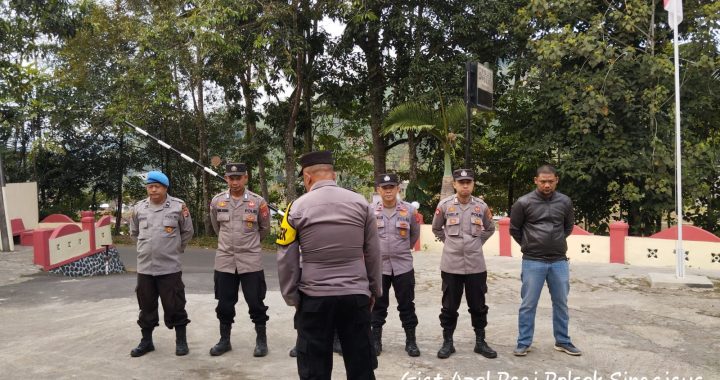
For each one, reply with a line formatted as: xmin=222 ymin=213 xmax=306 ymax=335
xmin=370 ymin=173 xmax=421 ymax=357
xmin=208 ymin=163 xmax=272 ymax=357
xmin=277 ymin=150 xmax=382 ymax=380
xmin=129 ymin=171 xmax=194 ymax=357
xmin=431 ymin=169 xmax=497 ymax=359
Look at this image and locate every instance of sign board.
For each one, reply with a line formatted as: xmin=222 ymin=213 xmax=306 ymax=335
xmin=465 ymin=62 xmax=493 ymax=111
xmin=476 ymin=63 xmax=493 ymax=110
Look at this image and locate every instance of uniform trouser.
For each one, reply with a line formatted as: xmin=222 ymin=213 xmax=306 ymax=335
xmin=297 ymin=293 xmax=377 ymax=380
xmin=136 ymin=272 xmax=190 ymax=330
xmin=371 ymin=270 xmax=418 ymax=329
xmin=214 ymin=270 xmax=269 ymax=325
xmin=439 ymin=271 xmax=488 ymax=331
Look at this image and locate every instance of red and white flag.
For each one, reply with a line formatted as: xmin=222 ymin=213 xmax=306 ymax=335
xmin=664 ymin=0 xmax=683 ymax=30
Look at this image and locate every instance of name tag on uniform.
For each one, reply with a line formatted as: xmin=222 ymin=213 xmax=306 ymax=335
xmin=376 ymin=219 xmax=385 ymax=228
xmin=447 ymin=218 xmax=460 ymax=225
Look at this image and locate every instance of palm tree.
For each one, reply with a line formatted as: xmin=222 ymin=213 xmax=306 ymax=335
xmin=383 ymin=95 xmax=467 ymax=200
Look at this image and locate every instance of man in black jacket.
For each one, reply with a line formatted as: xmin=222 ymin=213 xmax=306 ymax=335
xmin=509 ymin=165 xmax=581 ymax=357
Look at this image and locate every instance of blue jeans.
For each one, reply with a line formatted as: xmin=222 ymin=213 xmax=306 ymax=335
xmin=517 ymin=259 xmax=571 ymax=347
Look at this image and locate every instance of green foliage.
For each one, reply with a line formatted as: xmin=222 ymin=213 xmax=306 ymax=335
xmin=2 ymin=0 xmax=718 ymax=238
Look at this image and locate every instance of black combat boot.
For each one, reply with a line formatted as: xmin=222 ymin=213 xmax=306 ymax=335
xmin=436 ymin=329 xmax=455 ymax=359
xmin=404 ymin=327 xmax=420 ymax=357
xmin=175 ymin=325 xmax=189 ymax=356
xmin=473 ymin=329 xmax=497 ymax=358
xmin=289 ymin=336 xmax=298 ymax=358
xmin=209 ymin=323 xmax=232 ymax=356
xmin=371 ymin=327 xmax=383 ymax=356
xmin=130 ymin=328 xmax=155 ymax=357
xmin=253 ymin=324 xmax=268 ymax=357
xmin=332 ymin=332 xmax=342 ymax=355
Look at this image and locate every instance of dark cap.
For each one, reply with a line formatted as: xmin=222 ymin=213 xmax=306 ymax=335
xmin=225 ymin=163 xmax=247 ymax=176
xmin=298 ymin=150 xmax=334 ymax=176
xmin=452 ymin=168 xmax=474 ymax=181
xmin=375 ymin=173 xmax=399 ymax=187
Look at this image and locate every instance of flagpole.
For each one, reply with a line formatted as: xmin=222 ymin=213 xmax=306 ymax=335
xmin=672 ymin=11 xmax=685 ymax=279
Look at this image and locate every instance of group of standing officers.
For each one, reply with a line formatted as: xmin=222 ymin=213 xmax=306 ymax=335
xmin=128 ymin=150 xmax=581 ymax=379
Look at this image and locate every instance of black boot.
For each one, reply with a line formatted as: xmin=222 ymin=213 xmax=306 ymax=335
xmin=371 ymin=327 xmax=383 ymax=356
xmin=253 ymin=324 xmax=268 ymax=357
xmin=473 ymin=329 xmax=497 ymax=358
xmin=437 ymin=329 xmax=455 ymax=359
xmin=175 ymin=325 xmax=189 ymax=356
xmin=332 ymin=332 xmax=342 ymax=355
xmin=404 ymin=327 xmax=420 ymax=357
xmin=130 ymin=328 xmax=155 ymax=357
xmin=209 ymin=323 xmax=232 ymax=356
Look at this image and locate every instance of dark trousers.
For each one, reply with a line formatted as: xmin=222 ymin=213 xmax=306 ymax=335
xmin=439 ymin=271 xmax=488 ymax=331
xmin=214 ymin=270 xmax=269 ymax=325
xmin=371 ymin=270 xmax=418 ymax=329
xmin=297 ymin=293 xmax=377 ymax=380
xmin=136 ymin=272 xmax=190 ymax=330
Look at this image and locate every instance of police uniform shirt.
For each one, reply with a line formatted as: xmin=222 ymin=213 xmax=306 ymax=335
xmin=276 ymin=179 xmax=382 ymax=306
xmin=371 ymin=200 xmax=420 ymax=276
xmin=130 ymin=195 xmax=194 ymax=276
xmin=431 ymin=195 xmax=495 ymax=274
xmin=210 ymin=190 xmax=271 ymax=274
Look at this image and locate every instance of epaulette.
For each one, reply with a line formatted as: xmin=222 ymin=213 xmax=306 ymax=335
xmin=438 ymin=196 xmax=455 ymax=206
xmin=167 ymin=195 xmax=185 ymax=205
xmin=246 ymin=190 xmax=263 ymax=200
xmin=211 ymin=191 xmax=228 ymax=201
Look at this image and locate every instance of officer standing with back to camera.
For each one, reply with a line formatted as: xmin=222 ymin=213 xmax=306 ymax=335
xmin=208 ymin=163 xmax=272 ymax=357
xmin=129 ymin=170 xmax=194 ymax=357
xmin=277 ymin=150 xmax=382 ymax=380
xmin=369 ymin=173 xmax=421 ymax=357
xmin=431 ymin=168 xmax=497 ymax=359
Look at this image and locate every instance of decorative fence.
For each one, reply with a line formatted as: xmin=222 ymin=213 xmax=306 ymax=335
xmin=419 ymin=219 xmax=720 ymax=270
xmin=20 ymin=211 xmax=125 ymax=276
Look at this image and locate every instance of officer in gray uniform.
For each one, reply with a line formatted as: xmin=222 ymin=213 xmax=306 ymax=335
xmin=129 ymin=170 xmax=194 ymax=357
xmin=431 ymin=169 xmax=497 ymax=359
xmin=370 ymin=173 xmax=421 ymax=357
xmin=208 ymin=163 xmax=272 ymax=357
xmin=277 ymin=150 xmax=382 ymax=380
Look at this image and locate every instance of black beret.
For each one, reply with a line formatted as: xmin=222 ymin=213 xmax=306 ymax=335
xmin=375 ymin=173 xmax=399 ymax=187
xmin=452 ymin=168 xmax=474 ymax=181
xmin=298 ymin=150 xmax=334 ymax=176
xmin=225 ymin=163 xmax=247 ymax=176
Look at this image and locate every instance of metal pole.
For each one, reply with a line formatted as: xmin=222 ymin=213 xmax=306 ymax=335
xmin=124 ymin=120 xmax=282 ymax=215
xmin=0 ymin=152 xmax=11 ymax=251
xmin=464 ymin=64 xmax=472 ymax=168
xmin=672 ymin=12 xmax=684 ymax=279
xmin=465 ymin=101 xmax=471 ymax=168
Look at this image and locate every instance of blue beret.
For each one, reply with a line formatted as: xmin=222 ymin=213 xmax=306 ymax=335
xmin=145 ymin=171 xmax=169 ymax=187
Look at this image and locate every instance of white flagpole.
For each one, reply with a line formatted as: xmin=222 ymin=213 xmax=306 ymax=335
xmin=672 ymin=10 xmax=685 ymax=279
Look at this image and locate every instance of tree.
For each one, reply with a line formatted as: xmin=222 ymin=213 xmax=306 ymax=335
xmin=384 ymin=97 xmax=467 ymax=199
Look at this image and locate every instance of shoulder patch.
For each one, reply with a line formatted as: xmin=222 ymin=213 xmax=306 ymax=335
xmin=276 ymin=203 xmax=297 ymax=246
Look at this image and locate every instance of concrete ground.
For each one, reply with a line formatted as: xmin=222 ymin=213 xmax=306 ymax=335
xmin=0 ymin=246 xmax=719 ymax=380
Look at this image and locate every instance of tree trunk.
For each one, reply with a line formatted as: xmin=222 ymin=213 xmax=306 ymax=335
xmin=193 ymin=51 xmax=211 ymax=235
xmin=241 ymin=67 xmax=269 ymax=201
xmin=440 ymin=150 xmax=454 ymax=200
xmin=302 ymin=19 xmax=316 ymax=153
xmin=408 ymin=131 xmax=418 ymax=183
xmin=283 ymin=0 xmax=304 ymax=201
xmin=114 ymin=130 xmax=124 ymax=233
xmin=359 ymin=2 xmax=387 ymax=178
